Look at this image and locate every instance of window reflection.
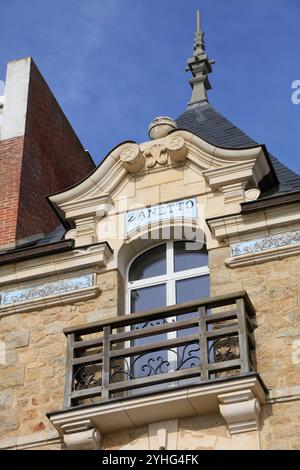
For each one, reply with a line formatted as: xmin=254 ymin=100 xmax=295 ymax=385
xmin=174 ymin=241 xmax=208 ymax=272
xmin=176 ymin=275 xmax=210 ymax=303
xmin=130 ymin=284 xmax=166 ymax=313
xmin=129 ymin=244 xmax=166 ymax=282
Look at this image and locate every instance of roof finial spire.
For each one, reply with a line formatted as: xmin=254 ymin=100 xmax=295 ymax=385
xmin=196 ymin=10 xmax=201 ymax=33
xmin=186 ymin=10 xmax=214 ymax=107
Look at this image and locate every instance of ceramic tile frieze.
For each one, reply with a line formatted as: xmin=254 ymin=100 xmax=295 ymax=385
xmin=231 ymin=230 xmax=300 ymax=257
xmin=0 ymin=274 xmax=94 ymax=306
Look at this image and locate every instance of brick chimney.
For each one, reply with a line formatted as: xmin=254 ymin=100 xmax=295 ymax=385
xmin=0 ymin=58 xmax=95 ymax=250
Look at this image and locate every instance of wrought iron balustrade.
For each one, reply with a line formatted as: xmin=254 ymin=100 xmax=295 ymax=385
xmin=63 ymin=291 xmax=256 ymax=408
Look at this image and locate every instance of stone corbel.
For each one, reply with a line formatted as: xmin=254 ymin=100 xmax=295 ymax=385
xmin=218 ymin=389 xmax=260 ymax=435
xmin=73 ymin=216 xmax=97 ymax=247
xmin=148 ymin=419 xmax=178 ymax=450
xmin=66 ymin=208 xmax=109 ymax=248
xmin=203 ymin=161 xmax=263 ymax=205
xmin=61 ymin=419 xmax=101 ymax=450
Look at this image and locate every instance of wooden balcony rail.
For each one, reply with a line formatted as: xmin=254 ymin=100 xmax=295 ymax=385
xmin=63 ymin=291 xmax=256 ymax=408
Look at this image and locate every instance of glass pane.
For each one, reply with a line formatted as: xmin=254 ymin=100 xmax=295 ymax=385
xmin=175 ymin=275 xmax=210 ymax=377
xmin=130 ymin=284 xmax=166 ymax=313
xmin=176 ymin=275 xmax=210 ymax=303
xmin=174 ymin=241 xmax=208 ymax=272
xmin=129 ymin=244 xmax=166 ymax=282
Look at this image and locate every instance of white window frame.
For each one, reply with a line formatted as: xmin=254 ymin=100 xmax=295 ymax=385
xmin=124 ymin=241 xmax=210 ymax=388
xmin=126 ymin=241 xmax=209 ymax=313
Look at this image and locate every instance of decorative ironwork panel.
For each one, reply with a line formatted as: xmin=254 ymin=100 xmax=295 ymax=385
xmin=110 ymin=342 xmax=200 ymax=382
xmin=208 ymin=336 xmax=239 ymax=363
xmin=64 ymin=292 xmax=256 ymax=407
xmin=73 ymin=364 xmax=101 ymax=391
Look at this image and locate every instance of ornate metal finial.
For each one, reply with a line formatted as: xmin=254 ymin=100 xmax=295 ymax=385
xmin=186 ymin=10 xmax=214 ymax=106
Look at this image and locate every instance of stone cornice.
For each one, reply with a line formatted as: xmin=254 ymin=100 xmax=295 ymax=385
xmin=0 ymin=430 xmax=61 ymax=450
xmin=207 ymin=202 xmax=300 ymax=242
xmin=0 ymin=285 xmax=100 ymax=317
xmin=47 ymin=131 xmax=274 ymax=248
xmin=58 ymin=195 xmax=113 ymax=221
xmin=0 ymin=243 xmax=112 ymax=287
xmin=203 ymin=154 xmax=268 ymax=191
xmin=48 ymin=374 xmax=266 ymax=446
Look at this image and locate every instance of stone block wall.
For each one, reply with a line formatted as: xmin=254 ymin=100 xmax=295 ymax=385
xmin=209 ymin=248 xmax=300 ymax=390
xmin=0 ymin=270 xmax=123 ymax=449
xmin=209 ymin=247 xmax=300 ymax=449
xmin=1 ymin=246 xmax=300 ymax=450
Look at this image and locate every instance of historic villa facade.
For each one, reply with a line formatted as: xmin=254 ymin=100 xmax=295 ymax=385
xmin=0 ymin=13 xmax=300 ymax=450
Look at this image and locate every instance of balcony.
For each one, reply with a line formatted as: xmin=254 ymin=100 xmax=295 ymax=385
xmin=48 ymin=291 xmax=267 ymax=449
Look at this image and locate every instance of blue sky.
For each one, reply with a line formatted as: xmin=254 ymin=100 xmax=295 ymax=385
xmin=1 ymin=0 xmax=300 ymax=174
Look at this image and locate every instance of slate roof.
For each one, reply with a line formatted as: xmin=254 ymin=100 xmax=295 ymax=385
xmin=176 ymin=102 xmax=300 ymax=198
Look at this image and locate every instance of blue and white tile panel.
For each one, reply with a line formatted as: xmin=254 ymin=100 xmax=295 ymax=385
xmin=231 ymin=230 xmax=300 ymax=257
xmin=0 ymin=274 xmax=94 ymax=306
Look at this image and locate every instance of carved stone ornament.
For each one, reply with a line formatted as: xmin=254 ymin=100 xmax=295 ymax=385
xmin=245 ymin=188 xmax=261 ymax=202
xmin=148 ymin=116 xmax=177 ymax=140
xmin=166 ymin=135 xmax=187 ymax=162
xmin=120 ymin=144 xmax=144 ymax=173
xmin=61 ymin=420 xmax=102 ymax=450
xmin=218 ymin=390 xmax=261 ymax=435
xmin=144 ymin=144 xmax=168 ymax=167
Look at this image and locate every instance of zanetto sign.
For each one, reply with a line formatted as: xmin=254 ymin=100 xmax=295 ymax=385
xmin=125 ymin=198 xmax=198 ymax=235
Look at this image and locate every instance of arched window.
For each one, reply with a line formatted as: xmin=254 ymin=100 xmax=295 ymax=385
xmin=128 ymin=241 xmax=209 ymax=314
xmin=126 ymin=241 xmax=209 ymax=384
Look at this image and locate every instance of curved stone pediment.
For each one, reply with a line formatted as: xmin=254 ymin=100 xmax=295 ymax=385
xmin=48 ymin=130 xmax=274 ymax=248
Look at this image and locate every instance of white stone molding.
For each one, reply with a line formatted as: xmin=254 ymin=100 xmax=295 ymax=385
xmin=267 ymin=384 xmax=300 ymax=404
xmin=148 ymin=419 xmax=178 ymax=450
xmin=202 ymin=156 xmax=268 ymax=195
xmin=0 ymin=430 xmax=61 ymax=450
xmin=74 ymin=216 xmax=98 ymax=247
xmin=49 ymin=130 xmax=273 ymax=237
xmin=61 ymin=419 xmax=101 ymax=450
xmin=221 ymin=182 xmax=247 ymax=204
xmin=56 ymin=194 xmax=113 ymax=222
xmin=0 ymin=243 xmax=112 ymax=287
xmin=207 ymin=206 xmax=300 ymax=266
xmin=218 ymin=389 xmax=260 ymax=435
xmin=208 ymin=203 xmax=300 ymax=243
xmin=48 ymin=375 xmax=266 ymax=437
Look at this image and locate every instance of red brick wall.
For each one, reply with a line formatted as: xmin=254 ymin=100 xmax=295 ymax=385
xmin=0 ymin=59 xmax=95 ymax=248
xmin=0 ymin=137 xmax=24 ymax=247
